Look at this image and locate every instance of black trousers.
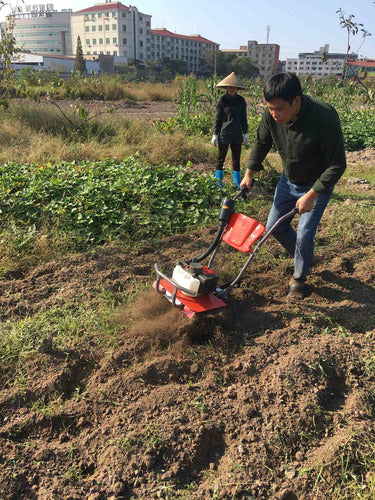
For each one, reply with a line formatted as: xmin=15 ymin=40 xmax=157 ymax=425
xmin=216 ymin=142 xmax=242 ymax=171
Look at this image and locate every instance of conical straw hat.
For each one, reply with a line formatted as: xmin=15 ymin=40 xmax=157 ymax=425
xmin=216 ymin=72 xmax=246 ymax=89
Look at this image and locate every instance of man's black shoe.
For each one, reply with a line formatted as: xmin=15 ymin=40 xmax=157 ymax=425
xmin=287 ymin=279 xmax=305 ymax=300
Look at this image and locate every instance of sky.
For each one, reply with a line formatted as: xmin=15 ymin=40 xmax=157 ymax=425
xmin=2 ymin=0 xmax=375 ymax=60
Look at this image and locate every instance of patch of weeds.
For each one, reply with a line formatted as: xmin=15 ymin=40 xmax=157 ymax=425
xmin=301 ymin=432 xmax=375 ymax=499
xmin=30 ymin=393 xmax=63 ymax=417
xmin=65 ymin=462 xmax=83 ymax=481
xmin=114 ymin=424 xmax=168 ymax=454
xmin=0 ymin=302 xmax=121 ymax=377
xmin=282 ymin=371 xmax=295 ymax=391
xmin=72 ymin=384 xmax=86 ymax=400
xmin=189 ymin=395 xmax=211 ymax=416
xmin=363 ymin=350 xmax=375 ymax=378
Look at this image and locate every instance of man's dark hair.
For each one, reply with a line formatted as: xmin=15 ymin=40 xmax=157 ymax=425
xmin=263 ymin=73 xmax=302 ymax=104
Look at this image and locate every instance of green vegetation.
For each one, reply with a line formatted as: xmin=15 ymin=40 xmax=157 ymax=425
xmin=0 ymin=158 xmax=227 ymax=260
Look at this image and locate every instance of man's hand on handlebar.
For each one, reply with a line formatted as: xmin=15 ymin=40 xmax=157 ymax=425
xmin=240 ymin=170 xmax=254 ymax=191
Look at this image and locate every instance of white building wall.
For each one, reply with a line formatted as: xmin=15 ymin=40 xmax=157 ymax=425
xmin=285 ymin=46 xmax=356 ymax=78
xmin=71 ymin=4 xmax=151 ymax=60
xmin=11 ymin=11 xmax=72 ymax=55
xmin=151 ymin=29 xmax=219 ymax=72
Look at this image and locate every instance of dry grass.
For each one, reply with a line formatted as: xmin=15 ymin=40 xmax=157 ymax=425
xmin=0 ymin=100 xmax=214 ymax=165
xmin=125 ymin=82 xmax=176 ymax=101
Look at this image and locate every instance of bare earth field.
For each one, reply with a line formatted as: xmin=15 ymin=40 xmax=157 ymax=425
xmin=0 ymin=90 xmax=374 ymax=499
xmin=0 ymin=166 xmax=374 ymax=499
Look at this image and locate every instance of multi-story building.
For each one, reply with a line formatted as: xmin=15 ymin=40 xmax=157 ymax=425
xmin=5 ymin=4 xmax=72 ymax=55
xmin=221 ymin=46 xmax=247 ymax=58
xmin=284 ymin=44 xmax=358 ymax=78
xmin=246 ymin=41 xmax=279 ymax=79
xmin=71 ymin=1 xmax=151 ymax=59
xmin=222 ymin=40 xmax=280 ymax=79
xmin=151 ymin=28 xmax=219 ymax=73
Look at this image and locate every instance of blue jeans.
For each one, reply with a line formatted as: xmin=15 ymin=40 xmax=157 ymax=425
xmin=266 ymin=175 xmax=332 ymax=281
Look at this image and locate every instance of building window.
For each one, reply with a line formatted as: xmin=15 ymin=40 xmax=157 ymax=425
xmin=122 ymin=25 xmax=126 ymax=31
xmin=107 ymin=51 xmax=110 ymax=55
xmin=99 ymin=38 xmax=103 ymax=44
xmin=99 ymin=25 xmax=102 ymax=31
xmin=140 ymin=40 xmax=143 ymax=47
xmin=92 ymin=26 xmax=96 ymax=32
xmin=85 ymin=26 xmax=89 ymax=32
xmin=93 ymin=39 xmax=96 ymax=45
xmin=123 ymin=38 xmax=127 ymax=44
xmin=122 ymin=12 xmax=126 ymax=17
xmin=86 ymin=39 xmax=90 ymax=45
xmin=139 ymin=15 xmax=143 ymax=20
xmin=98 ymin=13 xmax=102 ymax=18
xmin=140 ymin=52 xmax=144 ymax=58
xmin=139 ymin=28 xmax=143 ymax=34
xmin=106 ymin=38 xmax=110 ymax=44
xmin=105 ymin=25 xmax=109 ymax=31
xmin=112 ymin=12 xmax=116 ymax=17
xmin=113 ymin=37 xmax=117 ymax=44
xmin=112 ymin=24 xmax=117 ymax=30
xmin=113 ymin=50 xmax=117 ymax=55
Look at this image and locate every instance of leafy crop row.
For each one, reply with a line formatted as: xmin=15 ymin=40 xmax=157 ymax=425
xmin=0 ymin=157 xmax=228 ymax=248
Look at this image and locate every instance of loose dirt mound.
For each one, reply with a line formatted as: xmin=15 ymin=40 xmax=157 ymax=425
xmin=0 ymin=215 xmax=374 ymax=499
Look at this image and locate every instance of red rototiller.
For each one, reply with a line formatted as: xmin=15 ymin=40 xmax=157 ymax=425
xmin=154 ymin=187 xmax=298 ymax=318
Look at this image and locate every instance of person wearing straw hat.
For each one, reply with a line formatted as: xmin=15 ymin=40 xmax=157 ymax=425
xmin=212 ymin=72 xmax=249 ymax=188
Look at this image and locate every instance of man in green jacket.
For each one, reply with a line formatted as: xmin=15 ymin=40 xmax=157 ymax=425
xmin=240 ymin=73 xmax=346 ymax=299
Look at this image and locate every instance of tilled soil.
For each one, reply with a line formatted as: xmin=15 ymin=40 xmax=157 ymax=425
xmin=0 ymin=193 xmax=375 ymax=499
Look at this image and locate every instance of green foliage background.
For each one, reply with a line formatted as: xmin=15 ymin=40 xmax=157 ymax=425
xmin=0 ymin=158 xmax=227 ymax=247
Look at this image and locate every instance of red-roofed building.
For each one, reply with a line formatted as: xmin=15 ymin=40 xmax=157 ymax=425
xmin=71 ymin=2 xmax=151 ymax=59
xmin=347 ymin=59 xmax=375 ymax=78
xmin=151 ymin=28 xmax=219 ymax=72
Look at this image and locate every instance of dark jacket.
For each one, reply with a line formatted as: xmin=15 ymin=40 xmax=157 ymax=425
xmin=213 ymin=93 xmax=248 ymax=144
xmin=246 ymin=95 xmax=346 ymax=194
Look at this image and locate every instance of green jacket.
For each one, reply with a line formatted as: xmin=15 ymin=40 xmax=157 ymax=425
xmin=246 ymin=95 xmax=346 ymax=194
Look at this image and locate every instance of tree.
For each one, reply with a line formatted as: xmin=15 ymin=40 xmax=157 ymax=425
xmin=74 ymin=36 xmax=86 ymax=74
xmin=158 ymin=57 xmax=188 ymax=75
xmin=336 ymin=8 xmax=373 ymax=101
xmin=200 ymin=50 xmax=235 ymax=77
xmin=231 ymin=57 xmax=259 ymax=79
xmin=0 ymin=13 xmax=18 ymax=106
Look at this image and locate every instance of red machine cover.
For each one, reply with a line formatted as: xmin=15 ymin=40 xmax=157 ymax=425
xmin=222 ymin=213 xmax=265 ymax=252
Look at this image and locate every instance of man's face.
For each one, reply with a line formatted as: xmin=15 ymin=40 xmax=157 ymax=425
xmin=266 ymin=96 xmax=301 ymax=124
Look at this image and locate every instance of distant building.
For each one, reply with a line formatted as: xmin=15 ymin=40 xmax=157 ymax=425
xmin=347 ymin=59 xmax=375 ymax=78
xmin=4 ymin=3 xmax=72 ymax=55
xmin=284 ymin=44 xmax=358 ymax=78
xmin=71 ymin=2 xmax=151 ymax=59
xmin=151 ymin=28 xmax=219 ymax=73
xmin=11 ymin=51 xmax=116 ymax=75
xmin=222 ymin=40 xmax=280 ymax=79
xmin=221 ymin=46 xmax=247 ymax=58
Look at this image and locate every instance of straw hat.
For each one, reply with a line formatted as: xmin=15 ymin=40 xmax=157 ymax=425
xmin=216 ymin=72 xmax=246 ymax=90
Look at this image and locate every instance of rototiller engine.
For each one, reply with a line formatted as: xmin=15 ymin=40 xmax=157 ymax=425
xmin=154 ymin=187 xmax=298 ymax=318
